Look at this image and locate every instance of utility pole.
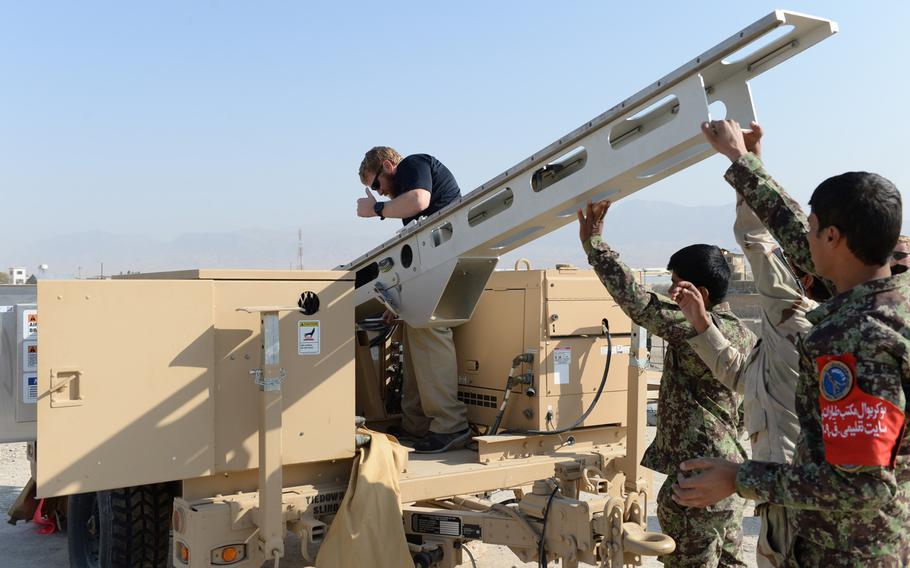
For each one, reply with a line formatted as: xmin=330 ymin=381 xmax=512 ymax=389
xmin=296 ymin=228 xmax=304 ymax=270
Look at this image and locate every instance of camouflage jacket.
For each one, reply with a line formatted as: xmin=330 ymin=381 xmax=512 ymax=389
xmin=584 ymin=236 xmax=755 ymax=481
xmin=724 ymin=153 xmax=836 ymax=294
xmin=737 ymin=273 xmax=910 ymax=558
xmin=727 ymin=157 xmax=910 ymax=559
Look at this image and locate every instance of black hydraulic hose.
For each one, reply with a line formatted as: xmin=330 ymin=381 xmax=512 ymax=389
xmin=356 ymin=314 xmax=399 ymax=348
xmin=538 ymin=486 xmax=560 ymax=568
xmin=489 ymin=353 xmax=534 ymax=435
xmin=368 ymin=321 xmax=398 ymax=348
xmin=503 ymin=319 xmax=612 ymax=436
xmin=488 ymin=376 xmax=514 ymax=436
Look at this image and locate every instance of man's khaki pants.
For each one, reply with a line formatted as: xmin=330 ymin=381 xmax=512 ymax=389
xmin=756 ymin=502 xmax=791 ymax=568
xmin=400 ymin=324 xmax=467 ymax=435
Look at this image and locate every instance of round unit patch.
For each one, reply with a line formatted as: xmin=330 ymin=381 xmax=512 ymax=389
xmin=820 ymin=360 xmax=853 ymax=401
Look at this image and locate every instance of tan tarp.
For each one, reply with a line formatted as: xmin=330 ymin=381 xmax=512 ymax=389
xmin=315 ymin=429 xmax=412 ymax=567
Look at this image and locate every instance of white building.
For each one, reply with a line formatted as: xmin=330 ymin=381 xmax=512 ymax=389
xmin=8 ymin=267 xmax=27 ymax=285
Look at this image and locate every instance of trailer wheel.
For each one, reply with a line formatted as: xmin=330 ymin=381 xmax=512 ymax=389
xmin=68 ymin=482 xmax=179 ymax=568
xmin=68 ymin=492 xmax=101 ymax=568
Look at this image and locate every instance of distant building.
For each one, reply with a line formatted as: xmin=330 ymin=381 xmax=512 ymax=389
xmin=8 ymin=267 xmax=27 ymax=285
xmin=721 ymin=249 xmax=750 ymax=282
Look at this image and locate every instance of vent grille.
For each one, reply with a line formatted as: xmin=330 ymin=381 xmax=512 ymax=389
xmin=458 ymin=391 xmax=498 ymax=408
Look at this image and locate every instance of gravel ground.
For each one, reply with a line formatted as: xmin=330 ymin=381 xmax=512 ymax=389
xmin=1 ymin=427 xmax=758 ymax=567
xmin=1 ymin=442 xmax=68 ymax=567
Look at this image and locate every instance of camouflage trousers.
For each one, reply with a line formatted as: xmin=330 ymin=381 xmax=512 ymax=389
xmin=656 ymin=477 xmax=747 ymax=567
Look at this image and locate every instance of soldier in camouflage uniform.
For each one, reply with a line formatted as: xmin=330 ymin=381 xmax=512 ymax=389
xmin=673 ymin=119 xmax=910 ymax=566
xmin=578 ymin=201 xmax=756 ymax=567
xmin=890 ymin=235 xmax=910 ymax=275
xmin=672 ymin=123 xmax=830 ymax=568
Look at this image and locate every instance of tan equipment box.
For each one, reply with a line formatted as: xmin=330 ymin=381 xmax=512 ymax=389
xmin=35 ymin=270 xmax=354 ymax=498
xmin=454 ymin=266 xmax=632 ymax=432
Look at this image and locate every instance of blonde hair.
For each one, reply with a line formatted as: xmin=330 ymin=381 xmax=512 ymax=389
xmin=899 ymin=235 xmax=910 ymax=246
xmin=359 ymin=146 xmax=402 ymax=185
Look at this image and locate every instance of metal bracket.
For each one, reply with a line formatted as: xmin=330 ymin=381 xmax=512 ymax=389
xmin=372 ymin=282 xmax=401 ymax=315
xmin=249 ymin=368 xmax=286 ymax=392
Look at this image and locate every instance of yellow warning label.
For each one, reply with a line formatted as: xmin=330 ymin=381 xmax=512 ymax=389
xmin=298 ymin=320 xmax=320 ymax=355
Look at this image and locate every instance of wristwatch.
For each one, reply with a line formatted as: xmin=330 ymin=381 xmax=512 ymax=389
xmin=373 ymin=201 xmax=385 ymax=220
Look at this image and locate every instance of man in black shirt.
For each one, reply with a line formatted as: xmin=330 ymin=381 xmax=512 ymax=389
xmin=357 ymin=147 xmax=469 ymax=453
xmin=357 ymin=151 xmax=460 ymax=225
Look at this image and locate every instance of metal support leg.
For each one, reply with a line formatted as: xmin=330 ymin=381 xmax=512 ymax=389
xmin=253 ymin=310 xmax=285 ymax=561
xmin=623 ymin=324 xmax=648 ymax=495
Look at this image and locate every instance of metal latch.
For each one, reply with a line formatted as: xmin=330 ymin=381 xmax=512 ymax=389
xmin=50 ymin=367 xmax=84 ymax=407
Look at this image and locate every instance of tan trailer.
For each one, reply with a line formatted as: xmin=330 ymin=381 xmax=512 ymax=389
xmin=33 ymin=268 xmax=664 ymax=567
xmin=1 ymin=10 xmax=837 ymax=568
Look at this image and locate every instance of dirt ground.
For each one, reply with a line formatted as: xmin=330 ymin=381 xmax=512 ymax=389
xmin=1 ymin=428 xmax=759 ymax=568
xmin=1 ymin=442 xmax=68 ymax=566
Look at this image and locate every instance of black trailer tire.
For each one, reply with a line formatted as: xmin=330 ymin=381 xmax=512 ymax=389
xmin=68 ymin=492 xmax=101 ymax=568
xmin=68 ymin=482 xmax=179 ymax=568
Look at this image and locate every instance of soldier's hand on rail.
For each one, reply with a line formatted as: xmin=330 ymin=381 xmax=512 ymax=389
xmin=577 ymin=200 xmax=611 ymax=242
xmin=701 ymin=119 xmax=748 ymax=162
xmin=742 ymin=121 xmax=763 ymax=159
xmin=671 ymin=457 xmax=739 ymax=508
xmin=382 ymin=309 xmax=397 ymax=325
xmin=357 ymin=188 xmax=378 ymax=218
xmin=669 ymin=281 xmax=711 ymax=333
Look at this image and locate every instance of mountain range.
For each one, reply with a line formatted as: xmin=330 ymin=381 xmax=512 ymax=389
xmin=3 ymin=200 xmax=741 ymax=278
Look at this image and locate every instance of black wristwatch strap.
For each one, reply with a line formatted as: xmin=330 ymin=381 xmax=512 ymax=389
xmin=373 ymin=201 xmax=386 ymax=220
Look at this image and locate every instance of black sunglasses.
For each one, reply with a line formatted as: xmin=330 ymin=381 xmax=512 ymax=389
xmin=370 ymin=170 xmax=382 ymax=192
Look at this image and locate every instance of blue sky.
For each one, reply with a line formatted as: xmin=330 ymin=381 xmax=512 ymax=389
xmin=2 ymin=2 xmax=908 ymax=272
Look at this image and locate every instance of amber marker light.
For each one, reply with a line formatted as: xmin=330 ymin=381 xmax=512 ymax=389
xmin=212 ymin=544 xmax=246 ymax=565
xmin=172 ymin=508 xmax=185 ymax=533
xmin=176 ymin=542 xmax=190 ymax=564
xmin=221 ymin=547 xmax=238 ymax=562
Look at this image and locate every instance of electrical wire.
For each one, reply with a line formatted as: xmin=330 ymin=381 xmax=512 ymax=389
xmin=538 ymin=486 xmax=560 ymax=568
xmin=356 ymin=314 xmax=400 ymax=350
xmin=371 ymin=322 xmax=400 ymax=348
xmin=504 ymin=319 xmax=612 ymax=436
xmin=356 ymin=314 xmax=390 ymax=331
xmin=463 ymin=544 xmax=478 ymax=568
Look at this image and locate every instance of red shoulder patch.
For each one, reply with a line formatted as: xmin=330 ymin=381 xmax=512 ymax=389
xmin=817 ymin=353 xmax=905 ymax=468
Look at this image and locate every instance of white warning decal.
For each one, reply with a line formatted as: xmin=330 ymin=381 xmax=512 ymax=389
xmin=23 ymin=309 xmax=37 ymax=340
xmin=298 ymin=320 xmax=321 ymax=355
xmin=23 ymin=374 xmax=37 ymax=404
xmin=22 ymin=341 xmax=37 ymax=372
xmin=554 ymin=346 xmax=571 ymax=385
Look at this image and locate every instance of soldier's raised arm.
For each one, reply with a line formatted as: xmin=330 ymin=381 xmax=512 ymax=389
xmin=702 ymin=120 xmax=816 ymax=278
xmin=578 ymin=201 xmax=696 ymax=343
